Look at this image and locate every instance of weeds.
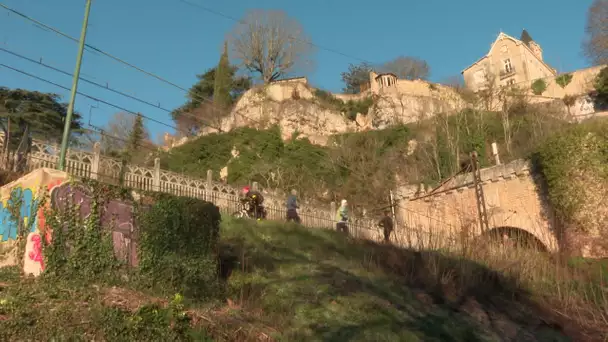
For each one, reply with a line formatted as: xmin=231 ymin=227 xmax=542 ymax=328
xmin=218 ymin=218 xmax=601 ymax=341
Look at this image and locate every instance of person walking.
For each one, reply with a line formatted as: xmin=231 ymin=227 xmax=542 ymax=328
xmin=286 ymin=189 xmax=301 ymax=224
xmin=335 ymin=199 xmax=349 ymax=235
xmin=378 ymin=209 xmax=394 ymax=243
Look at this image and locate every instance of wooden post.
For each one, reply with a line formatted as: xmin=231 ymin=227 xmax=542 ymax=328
xmin=153 ymin=158 xmax=161 ymax=192
xmin=90 ymin=142 xmax=101 ymax=180
xmin=491 ymin=142 xmax=501 ymax=165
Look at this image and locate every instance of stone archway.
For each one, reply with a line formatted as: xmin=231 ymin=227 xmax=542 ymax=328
xmin=479 ymin=226 xmax=549 ymax=252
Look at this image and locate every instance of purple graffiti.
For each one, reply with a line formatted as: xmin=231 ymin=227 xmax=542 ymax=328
xmin=50 ymin=182 xmax=138 ymax=267
xmin=102 ymin=200 xmax=137 ymax=267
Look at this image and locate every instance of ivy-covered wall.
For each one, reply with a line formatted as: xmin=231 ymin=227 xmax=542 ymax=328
xmin=0 ymin=169 xmax=222 ymax=293
xmin=535 ymin=118 xmax=608 ymax=256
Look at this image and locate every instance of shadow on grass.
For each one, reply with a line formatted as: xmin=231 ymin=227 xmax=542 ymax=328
xmin=216 ymin=218 xmax=582 ymax=342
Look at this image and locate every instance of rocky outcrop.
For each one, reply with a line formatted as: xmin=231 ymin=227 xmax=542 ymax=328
xmin=222 ymin=87 xmax=357 ymax=145
xmin=163 ymin=77 xmax=467 ymax=149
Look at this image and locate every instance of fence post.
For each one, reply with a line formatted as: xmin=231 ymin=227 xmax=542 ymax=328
xmin=206 ymin=170 xmax=213 ymax=189
xmin=90 ymin=142 xmax=101 ymax=180
xmin=206 ymin=170 xmax=213 ymax=202
xmin=153 ymin=158 xmax=161 ymax=191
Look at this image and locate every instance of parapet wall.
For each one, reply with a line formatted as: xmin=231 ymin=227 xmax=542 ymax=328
xmin=393 ymin=158 xmax=559 ymax=252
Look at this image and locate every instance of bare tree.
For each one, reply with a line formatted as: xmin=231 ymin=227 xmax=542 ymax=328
xmin=174 ymin=103 xmax=226 ymax=138
xmin=228 ymin=9 xmax=315 ymax=83
xmin=583 ymin=0 xmax=608 ymax=65
xmin=379 ymin=56 xmax=430 ymax=80
xmin=102 ymin=112 xmax=151 ymax=155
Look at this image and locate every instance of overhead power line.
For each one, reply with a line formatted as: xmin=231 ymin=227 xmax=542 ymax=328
xmin=0 ymin=2 xmax=379 ymax=126
xmin=0 ymin=47 xmax=174 ymax=113
xmin=0 ymin=2 xmax=190 ymax=92
xmin=0 ymin=62 xmax=190 ymax=134
xmin=178 ymin=0 xmax=371 ymax=63
xmin=0 ymin=2 xmax=513 ymax=211
xmin=0 ymin=46 xmax=221 ymax=131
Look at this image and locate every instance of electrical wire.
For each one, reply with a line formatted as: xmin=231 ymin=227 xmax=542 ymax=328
xmin=0 ymin=3 xmax=192 ymax=93
xmin=0 ymin=46 xmax=223 ymax=131
xmin=0 ymin=62 xmax=379 ymax=200
xmin=0 ymin=3 xmax=526 ymax=214
xmin=0 ymin=62 xmax=191 ymax=134
xmin=178 ymin=0 xmax=371 ymax=63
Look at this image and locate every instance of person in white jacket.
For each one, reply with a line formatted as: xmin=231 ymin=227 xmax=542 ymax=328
xmin=335 ymin=199 xmax=349 ymax=234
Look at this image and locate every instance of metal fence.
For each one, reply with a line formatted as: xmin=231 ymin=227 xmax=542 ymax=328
xmin=0 ymin=136 xmax=382 ymax=240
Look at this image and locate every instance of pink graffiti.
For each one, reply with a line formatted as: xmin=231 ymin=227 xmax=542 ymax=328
xmin=28 ymin=234 xmax=45 ymax=271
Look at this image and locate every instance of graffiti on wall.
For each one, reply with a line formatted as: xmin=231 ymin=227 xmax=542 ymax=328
xmin=50 ymin=182 xmax=138 ymax=267
xmin=0 ymin=187 xmax=37 ymax=241
xmin=1 ymin=169 xmax=138 ymax=276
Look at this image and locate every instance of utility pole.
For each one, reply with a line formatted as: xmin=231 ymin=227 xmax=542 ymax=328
xmin=471 ymin=151 xmax=490 ymax=234
xmin=58 ymin=0 xmax=92 ymax=171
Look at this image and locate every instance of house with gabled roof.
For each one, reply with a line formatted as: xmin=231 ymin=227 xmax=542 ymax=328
xmin=462 ymin=30 xmax=557 ymax=92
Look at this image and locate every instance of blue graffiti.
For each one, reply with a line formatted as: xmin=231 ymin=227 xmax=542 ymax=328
xmin=0 ymin=188 xmax=38 ymax=241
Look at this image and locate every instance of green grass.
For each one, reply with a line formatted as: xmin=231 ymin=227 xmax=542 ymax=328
xmin=217 ymin=218 xmax=574 ymax=341
xmin=0 ymin=266 xmax=213 ymax=341
xmin=1 ymin=218 xmax=601 ymax=341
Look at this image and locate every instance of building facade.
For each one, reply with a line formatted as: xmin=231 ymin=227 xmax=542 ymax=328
xmin=462 ymin=30 xmax=557 ymax=92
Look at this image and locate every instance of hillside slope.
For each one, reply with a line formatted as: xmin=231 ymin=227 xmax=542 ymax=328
xmin=218 ymin=220 xmax=576 ymax=341
xmin=161 ymin=108 xmax=568 ymax=208
xmin=1 ymin=218 xmax=591 ymax=341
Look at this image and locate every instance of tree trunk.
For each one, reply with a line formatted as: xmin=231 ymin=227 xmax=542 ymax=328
xmin=4 ymin=117 xmax=11 ymax=167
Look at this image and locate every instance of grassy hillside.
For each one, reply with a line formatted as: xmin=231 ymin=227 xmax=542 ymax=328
xmin=161 ymin=108 xmax=567 ymax=208
xmin=2 ymin=218 xmax=606 ymax=341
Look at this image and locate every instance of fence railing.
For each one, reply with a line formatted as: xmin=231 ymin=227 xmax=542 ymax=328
xmin=0 ymin=137 xmax=384 ymax=240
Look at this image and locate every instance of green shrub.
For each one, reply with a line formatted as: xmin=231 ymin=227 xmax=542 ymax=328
xmin=531 ymin=79 xmax=547 ymax=95
xmin=313 ymin=89 xmax=343 ymax=110
xmin=138 ymin=195 xmax=221 ymax=300
xmin=555 ymin=74 xmax=573 ymax=88
xmin=313 ymin=89 xmax=374 ymax=120
xmin=535 ymin=119 xmax=608 ymax=228
xmin=343 ymin=97 xmax=374 ymax=120
xmin=98 ymin=293 xmax=211 ymax=341
xmin=594 ymin=67 xmax=608 ymax=108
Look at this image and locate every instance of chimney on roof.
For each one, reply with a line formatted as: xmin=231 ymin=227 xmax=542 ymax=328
xmin=521 ymin=29 xmax=543 ymax=61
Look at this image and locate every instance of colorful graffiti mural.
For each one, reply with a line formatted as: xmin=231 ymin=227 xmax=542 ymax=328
xmin=0 ymin=169 xmax=66 ymax=275
xmin=0 ymin=188 xmax=36 ymax=241
xmin=0 ymin=168 xmax=138 ymax=276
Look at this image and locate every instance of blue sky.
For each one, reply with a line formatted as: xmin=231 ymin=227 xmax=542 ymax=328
xmin=0 ymin=0 xmax=595 ymax=142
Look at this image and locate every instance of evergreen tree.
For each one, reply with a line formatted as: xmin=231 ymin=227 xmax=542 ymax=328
xmin=213 ymin=42 xmax=233 ymax=111
xmin=0 ymin=87 xmax=83 ymax=150
xmin=125 ymin=113 xmax=145 ymax=161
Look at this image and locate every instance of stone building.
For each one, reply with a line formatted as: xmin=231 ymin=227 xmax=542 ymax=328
xmin=462 ymin=30 xmax=557 ymax=91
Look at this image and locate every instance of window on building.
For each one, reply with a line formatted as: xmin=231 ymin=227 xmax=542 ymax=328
xmin=503 ymin=59 xmax=513 ymax=73
xmin=507 ymin=79 xmax=516 ymax=86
